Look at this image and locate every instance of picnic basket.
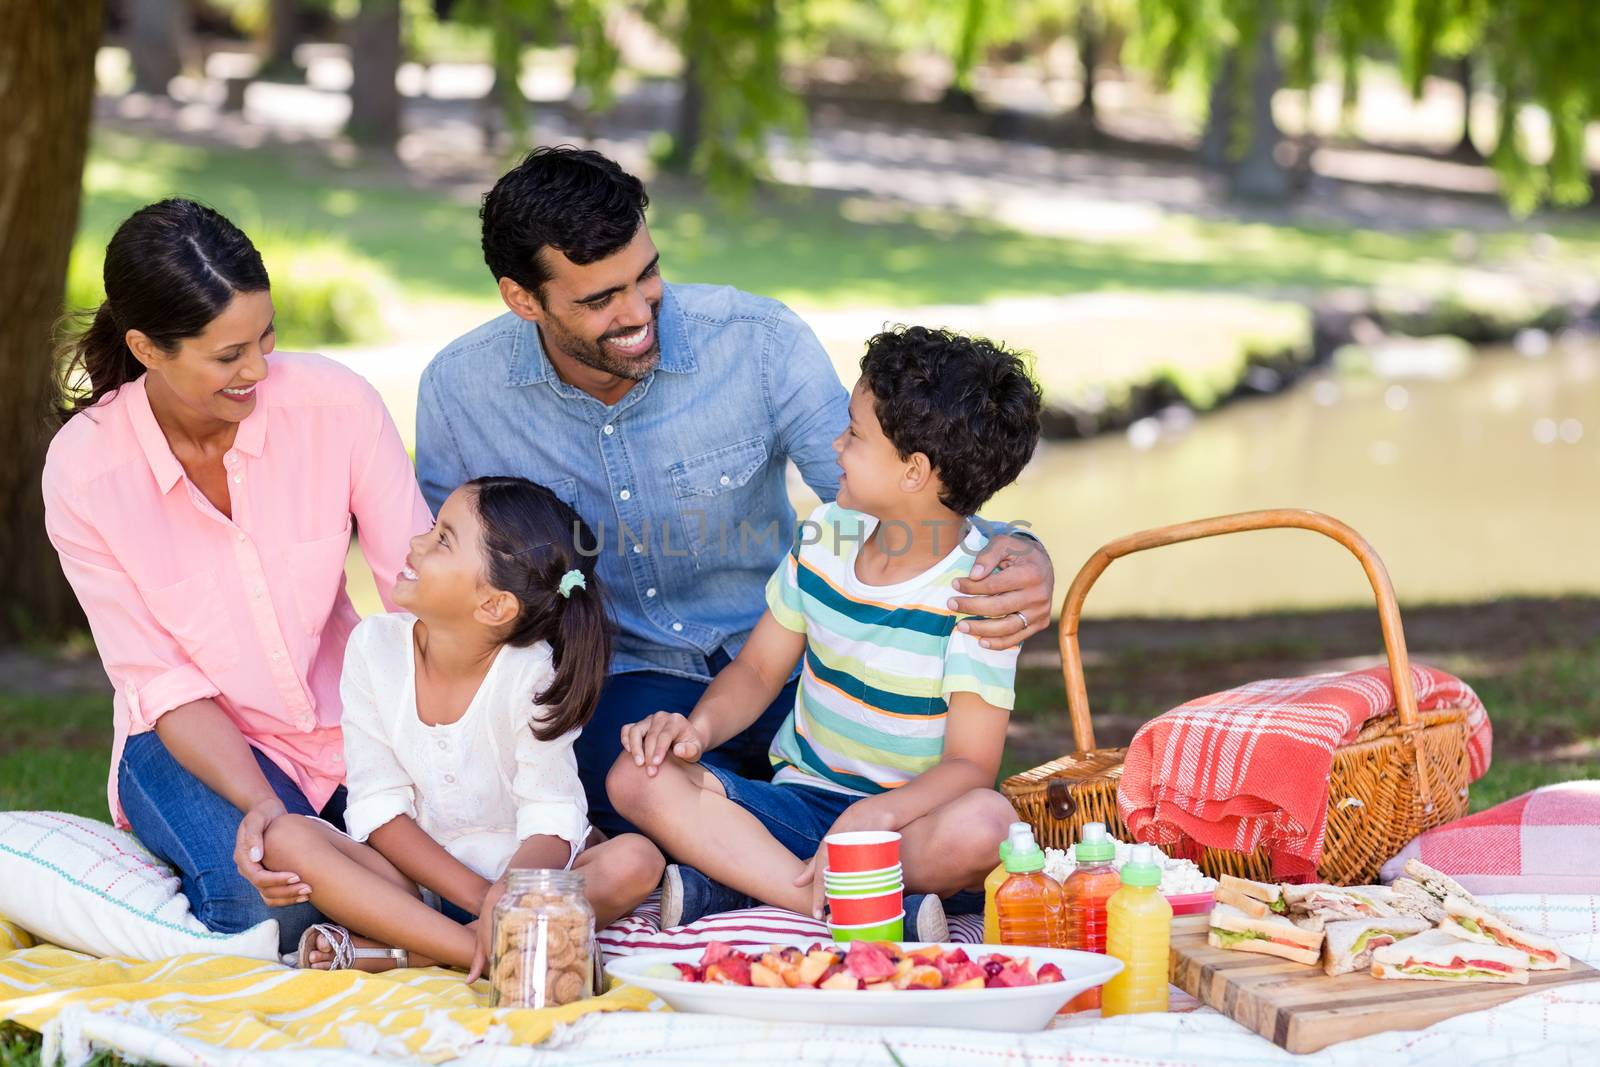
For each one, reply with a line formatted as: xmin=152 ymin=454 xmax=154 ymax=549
xmin=1000 ymin=509 xmax=1474 ymax=886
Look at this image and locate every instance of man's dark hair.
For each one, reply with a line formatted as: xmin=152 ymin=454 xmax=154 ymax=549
xmin=480 ymin=146 xmax=649 ymax=296
xmin=859 ymin=325 xmax=1043 ymax=517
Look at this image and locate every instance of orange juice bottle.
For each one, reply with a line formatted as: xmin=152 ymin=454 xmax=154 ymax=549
xmin=995 ymin=824 xmax=1064 ymax=948
xmin=982 ymin=821 xmax=1031 ymax=943
xmin=1062 ymin=822 xmax=1120 ymax=1011
xmin=1101 ymin=844 xmax=1171 ymax=1016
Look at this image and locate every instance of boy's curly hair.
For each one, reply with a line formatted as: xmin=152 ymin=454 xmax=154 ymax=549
xmin=859 ymin=325 xmax=1042 ymax=517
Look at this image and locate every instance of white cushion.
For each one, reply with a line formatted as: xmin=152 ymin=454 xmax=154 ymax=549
xmin=0 ymin=810 xmax=278 ymax=960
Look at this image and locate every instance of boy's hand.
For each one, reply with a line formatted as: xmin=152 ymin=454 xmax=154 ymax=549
xmin=949 ymin=532 xmax=1053 ymax=651
xmin=620 ymin=712 xmax=707 ymax=776
xmin=465 ymin=880 xmax=506 ymax=983
xmin=794 ymin=800 xmax=898 ymax=920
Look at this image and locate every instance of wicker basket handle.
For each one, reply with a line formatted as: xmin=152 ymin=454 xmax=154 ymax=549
xmin=1059 ymin=508 xmax=1419 ymax=753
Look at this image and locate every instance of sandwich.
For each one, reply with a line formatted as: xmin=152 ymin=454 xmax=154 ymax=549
xmin=1442 ymin=895 xmax=1570 ymax=970
xmin=1387 ymin=878 xmax=1447 ymax=923
xmin=1215 ymin=875 xmax=1290 ymax=920
xmin=1402 ymin=858 xmax=1478 ymax=904
xmin=1320 ymin=916 xmax=1430 ymax=976
xmin=1207 ymin=902 xmax=1324 ymax=965
xmin=1370 ymin=928 xmax=1528 ymax=984
xmin=1282 ymin=883 xmax=1398 ymax=921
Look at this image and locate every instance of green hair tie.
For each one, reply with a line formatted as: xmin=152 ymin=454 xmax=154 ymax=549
xmin=557 ymin=569 xmax=587 ymax=599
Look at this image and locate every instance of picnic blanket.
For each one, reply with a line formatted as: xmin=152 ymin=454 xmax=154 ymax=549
xmin=4 ymin=895 xmax=1598 ymax=1066
xmin=1118 ymin=664 xmax=1491 ymax=878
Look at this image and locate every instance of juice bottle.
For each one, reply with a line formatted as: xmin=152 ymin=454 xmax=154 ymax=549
xmin=1100 ymin=844 xmax=1172 ymax=1017
xmin=994 ymin=824 xmax=1064 ymax=948
xmin=1062 ymin=822 xmax=1120 ymax=1011
xmin=982 ymin=821 xmax=1031 ymax=943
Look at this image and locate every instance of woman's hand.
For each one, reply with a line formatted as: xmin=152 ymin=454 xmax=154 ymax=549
xmin=794 ymin=800 xmax=898 ymax=920
xmin=465 ymin=880 xmax=507 ymax=983
xmin=619 ymin=711 xmax=707 ymax=776
xmin=232 ymin=797 xmax=309 ymax=907
xmin=948 ymin=532 xmax=1054 ymax=651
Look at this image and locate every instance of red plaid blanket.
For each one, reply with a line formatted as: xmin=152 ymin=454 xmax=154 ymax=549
xmin=1117 ymin=665 xmax=1491 ymax=879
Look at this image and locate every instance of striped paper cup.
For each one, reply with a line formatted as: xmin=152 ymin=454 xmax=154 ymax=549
xmin=828 ymin=912 xmax=905 ymax=943
xmin=826 ymin=889 xmax=904 ymax=926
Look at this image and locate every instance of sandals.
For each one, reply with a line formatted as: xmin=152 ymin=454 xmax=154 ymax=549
xmin=297 ymin=922 xmax=410 ymax=971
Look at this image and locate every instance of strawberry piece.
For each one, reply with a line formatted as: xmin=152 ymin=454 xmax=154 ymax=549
xmin=990 ymin=963 xmax=1039 ymax=988
xmin=845 ymin=942 xmax=897 ymax=981
xmin=1035 ymin=963 xmax=1064 ymax=984
xmin=708 ymin=953 xmax=753 ymax=986
xmin=674 ymin=962 xmax=703 ymax=982
xmin=701 ymin=942 xmax=733 ymax=967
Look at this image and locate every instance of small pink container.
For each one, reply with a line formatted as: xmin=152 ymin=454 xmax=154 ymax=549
xmin=824 ymin=830 xmax=901 ymax=873
xmin=1165 ymin=891 xmax=1215 ymax=916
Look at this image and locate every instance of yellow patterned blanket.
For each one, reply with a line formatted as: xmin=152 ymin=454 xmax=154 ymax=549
xmin=0 ymin=920 xmax=655 ymax=1065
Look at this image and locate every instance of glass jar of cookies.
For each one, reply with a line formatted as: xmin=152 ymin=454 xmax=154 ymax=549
xmin=489 ymin=869 xmax=595 ymax=1008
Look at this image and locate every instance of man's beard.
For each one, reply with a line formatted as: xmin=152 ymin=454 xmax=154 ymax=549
xmin=539 ymin=302 xmax=662 ymax=381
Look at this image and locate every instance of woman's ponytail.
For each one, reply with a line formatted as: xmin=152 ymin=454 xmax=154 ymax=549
xmin=54 ymin=301 xmax=146 ymax=422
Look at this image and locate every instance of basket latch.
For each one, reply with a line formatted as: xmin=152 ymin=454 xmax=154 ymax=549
xmin=1046 ymin=778 xmax=1078 ymax=821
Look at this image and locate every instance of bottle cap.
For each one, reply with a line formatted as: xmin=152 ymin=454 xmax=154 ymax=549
xmin=997 ymin=821 xmax=1030 ymax=864
xmin=1120 ymin=843 xmax=1163 ymax=887
xmin=1002 ymin=824 xmax=1046 ymax=873
xmin=1074 ymin=821 xmax=1115 ymax=863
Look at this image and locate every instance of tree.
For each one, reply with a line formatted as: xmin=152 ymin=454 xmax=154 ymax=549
xmin=128 ymin=0 xmax=188 ymax=96
xmin=262 ymin=0 xmax=305 ymax=79
xmin=0 ymin=1 xmax=103 ymax=640
xmin=649 ymin=0 xmax=800 ymax=196
xmin=347 ymin=0 xmax=404 ymax=149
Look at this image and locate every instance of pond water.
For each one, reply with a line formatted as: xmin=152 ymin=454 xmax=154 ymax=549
xmin=986 ymin=338 xmax=1600 ymax=617
xmin=346 ymin=338 xmax=1600 ymax=620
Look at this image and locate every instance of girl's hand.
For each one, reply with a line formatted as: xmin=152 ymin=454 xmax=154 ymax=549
xmin=232 ymin=797 xmax=309 ymax=907
xmin=794 ymin=800 xmax=898 ymax=920
xmin=465 ymin=880 xmax=507 ymax=984
xmin=619 ymin=712 xmax=706 ymax=776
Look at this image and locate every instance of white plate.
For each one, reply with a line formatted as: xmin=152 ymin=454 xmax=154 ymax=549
xmin=605 ymin=940 xmax=1123 ymax=1032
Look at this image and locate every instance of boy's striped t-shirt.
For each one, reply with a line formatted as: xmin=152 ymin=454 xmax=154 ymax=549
xmin=764 ymin=502 xmax=1019 ymax=796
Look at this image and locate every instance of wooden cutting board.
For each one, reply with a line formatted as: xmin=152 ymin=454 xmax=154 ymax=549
xmin=1168 ymin=913 xmax=1598 ymax=1053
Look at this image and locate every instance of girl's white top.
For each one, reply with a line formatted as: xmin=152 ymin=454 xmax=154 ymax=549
xmin=339 ymin=613 xmax=588 ymax=880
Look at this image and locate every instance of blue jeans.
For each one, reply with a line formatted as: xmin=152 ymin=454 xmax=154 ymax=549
xmin=701 ymin=763 xmax=858 ymax=860
xmin=118 ymin=731 xmax=348 ymax=956
xmin=578 ymin=650 xmax=799 ymax=839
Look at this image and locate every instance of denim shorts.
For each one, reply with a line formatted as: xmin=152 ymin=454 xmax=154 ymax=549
xmin=701 ymin=763 xmax=861 ymax=861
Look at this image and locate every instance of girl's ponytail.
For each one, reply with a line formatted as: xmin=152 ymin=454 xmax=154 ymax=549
xmin=530 ymin=566 xmax=611 ymax=741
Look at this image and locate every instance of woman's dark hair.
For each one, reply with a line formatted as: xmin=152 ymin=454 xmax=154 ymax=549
xmin=54 ymin=198 xmax=269 ymax=422
xmin=480 ymin=145 xmax=648 ymax=300
xmin=470 ymin=476 xmax=613 ymax=742
xmin=860 ymin=325 xmax=1043 ymax=517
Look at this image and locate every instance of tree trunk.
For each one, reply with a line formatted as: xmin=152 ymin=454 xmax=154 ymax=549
xmin=664 ymin=0 xmax=706 ymax=172
xmin=1453 ymin=56 xmax=1481 ymax=160
xmin=1075 ymin=0 xmax=1099 ymax=130
xmin=1199 ymin=49 xmax=1236 ymax=170
xmin=128 ymin=0 xmax=186 ymax=96
xmin=346 ymin=0 xmax=403 ymax=149
xmin=1228 ymin=15 xmax=1290 ymax=202
xmin=0 ymin=1 xmax=102 ymax=641
xmin=263 ymin=0 xmax=304 ymax=80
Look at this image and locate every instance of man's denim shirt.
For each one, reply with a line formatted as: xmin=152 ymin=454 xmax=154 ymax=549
xmin=416 ymin=282 xmax=849 ymax=681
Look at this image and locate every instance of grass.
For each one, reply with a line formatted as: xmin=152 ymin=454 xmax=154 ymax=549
xmin=74 ymin=129 xmax=1600 ymax=334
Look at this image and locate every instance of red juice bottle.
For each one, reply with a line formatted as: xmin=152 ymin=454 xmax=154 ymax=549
xmin=1063 ymin=822 xmax=1120 ymax=1011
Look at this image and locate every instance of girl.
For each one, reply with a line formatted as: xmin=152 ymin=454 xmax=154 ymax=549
xmin=263 ymin=476 xmax=664 ymax=973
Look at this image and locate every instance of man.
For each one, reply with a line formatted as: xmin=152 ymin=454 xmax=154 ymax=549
xmin=416 ymin=146 xmax=1053 ymax=837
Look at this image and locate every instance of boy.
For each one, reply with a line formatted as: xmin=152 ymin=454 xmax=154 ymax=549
xmin=607 ymin=325 xmax=1043 ymax=938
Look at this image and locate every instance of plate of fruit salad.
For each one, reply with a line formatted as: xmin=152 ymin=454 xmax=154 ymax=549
xmin=606 ymin=940 xmax=1123 ymax=1031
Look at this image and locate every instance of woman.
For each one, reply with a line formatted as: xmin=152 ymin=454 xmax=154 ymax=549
xmin=43 ymin=199 xmax=433 ymax=956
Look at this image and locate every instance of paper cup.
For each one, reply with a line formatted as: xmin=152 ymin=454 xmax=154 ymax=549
xmin=828 ymin=912 xmax=904 ymax=943
xmin=823 ymin=831 xmax=900 ymax=873
xmin=824 ymin=863 xmax=902 ymax=884
xmin=825 ymin=881 xmax=903 ymax=899
xmin=827 ymin=890 xmax=904 ymax=926
xmin=824 ymin=873 xmax=902 ymax=893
